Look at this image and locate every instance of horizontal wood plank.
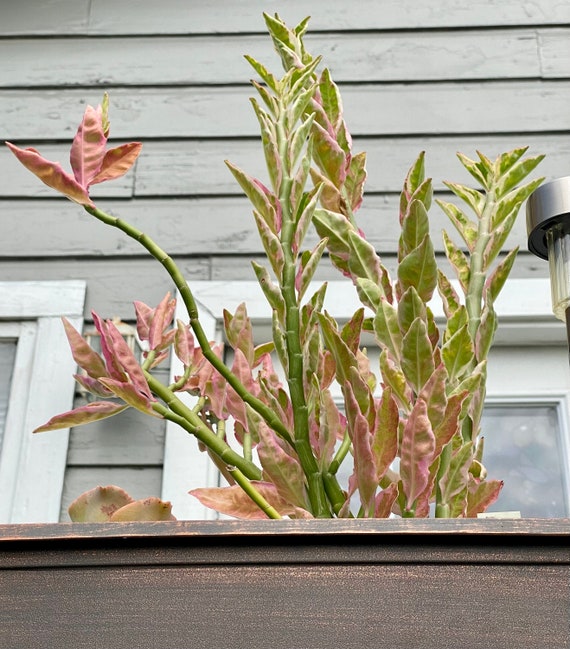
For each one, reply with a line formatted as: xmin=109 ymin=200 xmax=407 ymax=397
xmin=2 ymin=135 xmax=552 ymax=199
xmin=86 ymin=0 xmax=570 ymax=34
xmin=0 ymin=30 xmax=543 ymax=88
xmin=2 ymin=82 xmax=570 ymax=141
xmin=0 ymin=258 xmax=209 ymax=320
xmin=3 ymin=0 xmax=570 ymax=35
xmin=0 ymin=195 xmax=532 ymax=257
xmin=2 ymin=135 xmax=553 ymax=199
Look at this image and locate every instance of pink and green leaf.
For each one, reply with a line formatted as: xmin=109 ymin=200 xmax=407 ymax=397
xmin=5 ymin=142 xmax=93 ymax=206
xmin=33 ymin=400 xmax=129 ymax=433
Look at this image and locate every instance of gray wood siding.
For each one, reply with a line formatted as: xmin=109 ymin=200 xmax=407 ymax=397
xmin=1 ymin=0 xmax=567 ymax=519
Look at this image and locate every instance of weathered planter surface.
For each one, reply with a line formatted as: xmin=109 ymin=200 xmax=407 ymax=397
xmin=1 ymin=519 xmax=569 ymax=649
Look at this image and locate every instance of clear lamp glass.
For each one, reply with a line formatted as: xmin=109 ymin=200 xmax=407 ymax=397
xmin=547 ymin=224 xmax=570 ymax=322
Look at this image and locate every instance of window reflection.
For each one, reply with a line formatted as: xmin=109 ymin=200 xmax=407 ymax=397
xmin=0 ymin=339 xmax=17 ymax=454
xmin=482 ymin=404 xmax=568 ymax=518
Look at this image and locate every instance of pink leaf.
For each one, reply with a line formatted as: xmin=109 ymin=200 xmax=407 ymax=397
xmin=174 ymin=320 xmax=195 ymax=366
xmin=69 ymin=103 xmax=107 ymax=187
xmin=190 ymin=482 xmax=313 ymax=519
xmin=68 ymin=485 xmax=134 ymax=522
xmin=466 ymin=477 xmax=504 ymax=517
xmin=33 ymin=401 xmax=129 ymax=433
xmin=257 ymin=422 xmax=307 ymax=508
xmin=89 ymin=142 xmax=142 ymax=186
xmin=147 ymin=293 xmax=176 ymax=351
xmin=91 ymin=312 xmax=128 ymax=382
xmin=110 ymin=497 xmax=176 ymax=521
xmin=62 ymin=317 xmax=107 ymax=379
xmin=73 ymin=373 xmax=114 ymax=398
xmin=134 ymin=300 xmax=154 ymax=342
xmin=105 ymin=320 xmax=152 ymax=399
xmin=5 ymin=141 xmax=93 ymax=206
xmin=374 ymin=482 xmax=399 ymax=518
xmin=98 ymin=378 xmax=157 ymax=416
xmin=399 ymin=398 xmax=436 ymax=511
xmin=371 ymin=387 xmax=399 ymax=482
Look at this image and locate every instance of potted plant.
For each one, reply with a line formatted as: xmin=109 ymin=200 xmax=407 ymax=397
xmin=1 ymin=13 xmax=568 ymax=649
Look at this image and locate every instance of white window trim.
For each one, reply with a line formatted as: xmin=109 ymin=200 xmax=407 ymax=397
xmin=164 ymin=277 xmax=565 ymax=519
xmin=0 ymin=281 xmax=86 ymax=523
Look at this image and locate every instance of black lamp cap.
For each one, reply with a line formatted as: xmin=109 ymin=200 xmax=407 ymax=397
xmin=527 ymin=176 xmax=570 ymax=260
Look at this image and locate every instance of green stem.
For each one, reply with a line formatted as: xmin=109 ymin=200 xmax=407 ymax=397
xmin=84 ymin=205 xmax=294 ymax=448
xmin=435 ymin=442 xmax=452 ymax=518
xmin=276 ymin=110 xmax=329 ymax=518
xmin=147 ymin=373 xmax=262 ymax=481
xmin=227 ymin=467 xmax=282 ymax=519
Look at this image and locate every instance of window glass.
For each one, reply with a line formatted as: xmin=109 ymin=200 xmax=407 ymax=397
xmin=482 ymin=404 xmax=568 ymax=518
xmin=0 ymin=339 xmax=17 ymax=453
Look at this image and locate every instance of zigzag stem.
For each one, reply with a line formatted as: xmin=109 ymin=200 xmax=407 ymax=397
xmin=148 ymin=375 xmax=262 ymax=480
xmin=84 ymin=205 xmax=295 ymax=449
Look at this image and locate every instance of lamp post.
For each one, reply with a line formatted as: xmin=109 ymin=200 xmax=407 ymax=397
xmin=527 ymin=176 xmax=570 ymax=358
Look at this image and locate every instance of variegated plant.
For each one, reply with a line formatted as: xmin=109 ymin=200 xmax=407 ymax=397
xmin=6 ymin=14 xmax=543 ymax=520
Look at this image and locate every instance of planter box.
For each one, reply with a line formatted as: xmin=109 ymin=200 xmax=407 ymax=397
xmin=1 ymin=519 xmax=569 ymax=649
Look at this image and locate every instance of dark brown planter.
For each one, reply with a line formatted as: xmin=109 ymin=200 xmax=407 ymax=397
xmin=1 ymin=519 xmax=569 ymax=649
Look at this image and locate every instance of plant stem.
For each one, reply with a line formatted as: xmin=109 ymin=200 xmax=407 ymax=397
xmin=227 ymin=467 xmax=282 ymax=519
xmin=84 ymin=205 xmax=294 ymax=448
xmin=147 ymin=373 xmax=262 ymax=481
xmin=276 ymin=110 xmax=329 ymax=518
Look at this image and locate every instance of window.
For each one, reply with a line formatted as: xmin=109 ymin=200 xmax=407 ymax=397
xmin=163 ymin=278 xmax=570 ymax=519
xmin=0 ymin=281 xmax=86 ymax=523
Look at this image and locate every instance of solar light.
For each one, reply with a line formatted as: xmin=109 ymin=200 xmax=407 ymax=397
xmin=527 ymin=177 xmax=570 ymax=348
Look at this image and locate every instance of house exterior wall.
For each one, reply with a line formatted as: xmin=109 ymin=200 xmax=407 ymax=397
xmin=1 ymin=0 xmax=568 ymax=519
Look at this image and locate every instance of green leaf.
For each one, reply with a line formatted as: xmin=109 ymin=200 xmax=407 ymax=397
xmin=495 ymin=154 xmax=545 ymax=198
xmin=439 ymin=442 xmax=474 ymax=504
xmin=475 ymin=297 xmax=497 ymax=361
xmin=312 ymin=120 xmax=347 ymax=188
xmin=436 ymin=199 xmax=478 ymax=252
xmin=289 ymin=113 xmax=315 ymax=172
xmin=401 ymin=199 xmax=430 ymax=256
xmin=319 ymin=312 xmax=358 ymax=386
xmin=253 ymin=210 xmax=284 ymax=279
xmin=373 ymin=299 xmax=402 ymax=360
xmin=442 ymin=231 xmax=470 ymax=291
xmin=456 ymin=152 xmax=489 ymax=190
xmin=272 ymin=311 xmax=288 ymax=374
xmin=485 ymin=247 xmax=518 ymax=303
xmin=442 ymin=322 xmax=475 ymax=384
xmin=397 ymin=286 xmax=427 ymax=336
xmin=495 ymin=146 xmax=528 ymax=177
xmin=437 ymin=269 xmax=462 ymax=319
xmin=293 ymin=183 xmax=322 ymax=253
xmin=225 ymin=160 xmax=278 ymax=232
xmin=250 ymin=98 xmax=282 ymax=193
xmin=289 ymin=84 xmax=317 ymax=127
xmin=401 ymin=318 xmax=435 ymax=394
xmin=355 ymin=277 xmax=382 ymax=311
xmin=344 ymin=151 xmax=367 ymax=212
xmin=493 ymin=177 xmax=544 ymax=228
xmin=319 ymin=68 xmax=343 ymax=131
xmin=244 ymin=55 xmax=279 ymax=92
xmin=379 ymin=349 xmax=412 ymax=412
xmin=443 ymin=181 xmax=485 ymax=217
xmin=404 ymin=151 xmax=426 ymax=197
xmin=483 ymin=208 xmax=518 ymax=269
xmin=296 ymin=237 xmax=328 ymax=301
xmin=397 ymin=234 xmax=438 ymax=302
xmin=347 ymin=229 xmax=383 ymax=286
xmin=251 ymin=261 xmax=286 ymax=324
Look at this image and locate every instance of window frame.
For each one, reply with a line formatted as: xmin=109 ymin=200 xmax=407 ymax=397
xmin=164 ymin=277 xmax=567 ymax=519
xmin=0 ymin=281 xmax=86 ymax=523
